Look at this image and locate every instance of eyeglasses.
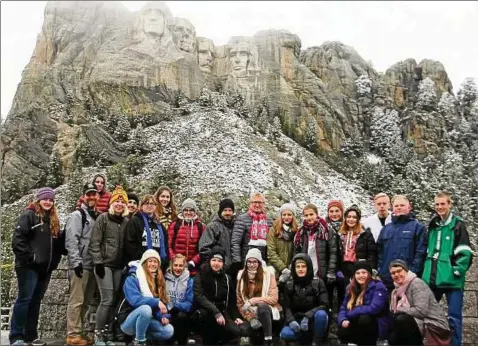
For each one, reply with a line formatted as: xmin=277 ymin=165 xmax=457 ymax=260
xmin=247 ymin=260 xmax=259 ymax=265
xmin=251 ymin=201 xmax=264 ymax=205
xmin=183 ymin=208 xmax=195 ymax=212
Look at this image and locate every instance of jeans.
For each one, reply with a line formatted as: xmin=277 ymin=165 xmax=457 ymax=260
xmin=9 ymin=267 xmax=51 ymax=343
xmin=433 ymin=288 xmax=463 ymax=346
xmin=120 ymin=305 xmax=174 ymax=341
xmin=280 ymin=310 xmax=328 ymax=341
xmin=338 ymin=314 xmax=378 ymax=346
xmin=388 ymin=312 xmax=423 ymax=345
xmin=95 ymin=266 xmax=122 ymax=331
xmin=67 ymin=269 xmax=97 ymax=336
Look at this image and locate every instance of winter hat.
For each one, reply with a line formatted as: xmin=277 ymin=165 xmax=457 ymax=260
xmin=36 ymin=187 xmax=55 ymax=201
xmin=245 ymin=248 xmax=265 ymax=266
xmin=353 ymin=261 xmax=373 ymax=276
xmin=218 ymin=198 xmax=235 ymax=214
xmin=389 ymin=259 xmax=409 ymax=272
xmin=181 ymin=198 xmax=198 ymax=211
xmin=210 ymin=246 xmax=226 ymax=262
xmin=127 ymin=192 xmax=140 ymax=205
xmin=279 ymin=203 xmax=297 ymax=216
xmin=140 ymin=249 xmax=161 ymax=265
xmin=327 ymin=200 xmax=344 ymax=213
xmin=344 ymin=204 xmax=362 ymax=220
xmin=109 ymin=186 xmax=129 ymax=205
xmin=83 ymin=183 xmax=97 ymax=195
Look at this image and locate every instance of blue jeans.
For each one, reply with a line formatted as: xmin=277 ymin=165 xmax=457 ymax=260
xmin=433 ymin=288 xmax=463 ymax=346
xmin=121 ymin=305 xmax=174 ymax=341
xmin=9 ymin=267 xmax=51 ymax=343
xmin=280 ymin=310 xmax=328 ymax=341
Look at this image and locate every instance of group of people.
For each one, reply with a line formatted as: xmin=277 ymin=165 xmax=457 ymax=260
xmin=9 ymin=172 xmax=473 ymax=346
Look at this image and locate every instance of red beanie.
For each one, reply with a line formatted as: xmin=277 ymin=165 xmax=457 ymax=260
xmin=327 ymin=200 xmax=344 ymax=213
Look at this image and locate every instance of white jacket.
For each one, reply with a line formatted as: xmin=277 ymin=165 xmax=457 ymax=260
xmin=362 ymin=212 xmax=392 ymax=242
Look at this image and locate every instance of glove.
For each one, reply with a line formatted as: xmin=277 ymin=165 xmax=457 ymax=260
xmin=74 ymin=263 xmax=83 ymax=278
xmin=188 ymin=261 xmax=195 ymax=271
xmin=250 ymin=318 xmax=262 ymax=330
xmin=300 ymin=317 xmax=309 ymax=331
xmin=279 ymin=268 xmax=291 ymax=283
xmin=336 ymin=271 xmax=344 ymax=280
xmin=95 ymin=264 xmax=105 ymax=279
xmin=282 ymin=268 xmax=291 ymax=276
xmin=289 ymin=320 xmax=300 ymax=332
xmin=327 ymin=273 xmax=336 ymax=284
xmin=241 ymin=301 xmax=252 ymax=313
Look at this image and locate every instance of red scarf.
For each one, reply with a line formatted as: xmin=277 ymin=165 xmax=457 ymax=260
xmin=247 ymin=209 xmax=269 ymax=244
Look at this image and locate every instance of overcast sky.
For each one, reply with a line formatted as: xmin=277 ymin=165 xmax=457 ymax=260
xmin=1 ymin=1 xmax=477 ymax=118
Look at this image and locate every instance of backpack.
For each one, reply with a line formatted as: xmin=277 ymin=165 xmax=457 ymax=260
xmin=60 ymin=208 xmax=88 ymax=255
xmin=171 ymin=220 xmax=204 ymax=250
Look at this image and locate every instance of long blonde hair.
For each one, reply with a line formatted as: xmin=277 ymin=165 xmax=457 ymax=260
xmin=272 ymin=214 xmax=299 ymax=238
xmin=29 ymin=201 xmax=60 ymax=237
xmin=346 ymin=274 xmax=372 ymax=310
xmin=142 ymin=261 xmax=169 ymax=303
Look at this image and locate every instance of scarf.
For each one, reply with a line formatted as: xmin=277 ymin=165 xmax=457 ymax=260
xmin=281 ymin=224 xmax=293 ymax=241
xmin=247 ymin=209 xmax=269 ymax=246
xmin=247 ymin=268 xmax=257 ymax=280
xmin=136 ymin=263 xmax=154 ymax=298
xmin=390 ymin=271 xmax=417 ymax=313
xmin=140 ymin=212 xmax=167 ymax=262
xmin=295 ymin=219 xmax=329 ymax=247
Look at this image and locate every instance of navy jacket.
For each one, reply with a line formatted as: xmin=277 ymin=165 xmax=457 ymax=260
xmin=377 ymin=213 xmax=427 ymax=287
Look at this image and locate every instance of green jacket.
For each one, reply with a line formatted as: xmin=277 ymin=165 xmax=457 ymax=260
xmin=422 ymin=213 xmax=473 ymax=289
xmin=267 ymin=225 xmax=295 ymax=277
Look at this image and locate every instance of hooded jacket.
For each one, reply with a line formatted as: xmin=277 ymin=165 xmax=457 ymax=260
xmin=199 ymin=214 xmax=236 ymax=269
xmin=165 ymin=268 xmax=194 ymax=313
xmin=12 ymin=206 xmax=65 ymax=273
xmin=338 ymin=279 xmax=390 ymax=339
xmin=293 ymin=217 xmax=337 ymax=280
xmin=339 ymin=226 xmax=377 ymax=268
xmin=65 ymin=203 xmax=99 ymax=269
xmin=124 ymin=212 xmax=169 ymax=271
xmin=122 ymin=261 xmax=171 ymax=321
xmin=167 ymin=214 xmax=206 ymax=275
xmin=377 ymin=213 xmax=427 ymax=287
xmin=283 ymin=253 xmax=329 ymax=324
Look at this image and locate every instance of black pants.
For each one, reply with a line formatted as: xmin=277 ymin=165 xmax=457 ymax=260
xmin=241 ymin=304 xmax=273 ymax=341
xmin=197 ymin=310 xmax=241 ymax=345
xmin=326 ymin=277 xmax=346 ymax=312
xmin=338 ymin=314 xmax=378 ymax=346
xmin=388 ymin=312 xmax=423 ymax=345
xmin=170 ymin=310 xmax=192 ymax=344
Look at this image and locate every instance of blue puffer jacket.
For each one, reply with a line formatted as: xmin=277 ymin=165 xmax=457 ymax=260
xmin=338 ymin=280 xmax=391 ymax=339
xmin=377 ymin=213 xmax=427 ymax=287
xmin=123 ymin=262 xmax=171 ymax=321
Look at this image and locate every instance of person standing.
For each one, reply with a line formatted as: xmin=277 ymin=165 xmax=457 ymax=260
xmin=10 ymin=188 xmax=65 ymax=346
xmin=126 ymin=192 xmax=139 ymax=218
xmin=65 ymin=184 xmax=100 ymax=346
xmin=231 ymin=193 xmax=273 ymax=271
xmin=77 ymin=174 xmax=111 ymax=214
xmin=89 ymin=186 xmax=129 ymax=346
xmin=422 ymin=192 xmax=473 ymax=346
xmin=154 ymin=186 xmax=178 ymax=231
xmin=377 ymin=195 xmax=427 ymax=291
xmin=362 ymin=193 xmax=392 ymax=242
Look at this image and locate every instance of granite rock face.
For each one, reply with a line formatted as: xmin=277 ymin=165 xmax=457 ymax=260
xmin=0 ymin=1 xmax=458 ymax=201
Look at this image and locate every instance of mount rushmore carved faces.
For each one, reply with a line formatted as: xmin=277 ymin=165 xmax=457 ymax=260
xmin=197 ymin=37 xmax=215 ymax=73
xmin=169 ymin=18 xmax=196 ymax=53
xmin=229 ymin=42 xmax=252 ymax=76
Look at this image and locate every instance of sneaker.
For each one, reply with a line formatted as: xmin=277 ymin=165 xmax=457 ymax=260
xmin=94 ymin=331 xmax=106 ymax=346
xmin=66 ymin=335 xmax=88 ymax=346
xmin=10 ymin=340 xmax=27 ymax=346
xmin=132 ymin=339 xmax=147 ymax=346
xmin=377 ymin=341 xmax=389 ymax=346
xmin=240 ymin=337 xmax=250 ymax=346
xmin=31 ymin=339 xmax=47 ymax=346
xmin=186 ymin=339 xmax=196 ymax=345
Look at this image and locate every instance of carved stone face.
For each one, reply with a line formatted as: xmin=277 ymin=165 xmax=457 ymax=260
xmin=197 ymin=38 xmax=215 ymax=72
xmin=141 ymin=7 xmax=166 ymax=37
xmin=170 ymin=18 xmax=196 ymax=53
xmin=229 ymin=43 xmax=252 ymax=75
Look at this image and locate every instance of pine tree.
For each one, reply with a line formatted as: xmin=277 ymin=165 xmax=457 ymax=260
xmin=45 ymin=148 xmax=64 ymax=188
xmin=67 ymin=166 xmax=84 ymax=211
xmin=114 ymin=113 xmax=131 ymax=142
xmin=416 ymin=77 xmax=437 ymax=111
xmin=370 ymin=107 xmax=402 ymax=158
xmin=355 ymin=74 xmax=373 ymax=97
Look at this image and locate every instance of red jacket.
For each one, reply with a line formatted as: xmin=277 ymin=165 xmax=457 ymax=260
xmin=168 ymin=216 xmax=205 ymax=275
xmin=77 ymin=190 xmax=111 ymax=213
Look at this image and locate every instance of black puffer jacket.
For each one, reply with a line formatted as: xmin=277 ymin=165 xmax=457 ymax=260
xmin=283 ymin=253 xmax=329 ymax=324
xmin=293 ymin=218 xmax=337 ymax=280
xmin=326 ymin=217 xmax=344 ymax=272
xmin=199 ymin=215 xmax=236 ymax=269
xmin=340 ymin=227 xmax=377 ymax=268
xmin=193 ymin=262 xmax=238 ymax=319
xmin=12 ymin=207 xmax=65 ymax=274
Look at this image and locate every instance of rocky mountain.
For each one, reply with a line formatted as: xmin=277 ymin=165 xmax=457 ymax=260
xmin=1 ymin=1 xmax=477 ymax=341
